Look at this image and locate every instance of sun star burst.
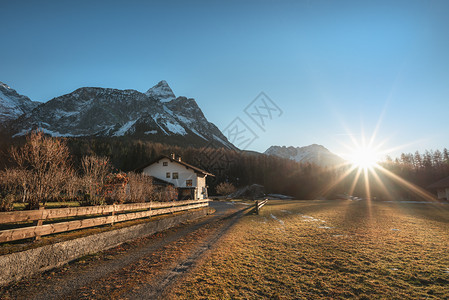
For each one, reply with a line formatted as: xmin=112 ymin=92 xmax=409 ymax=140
xmin=349 ymin=146 xmax=379 ymax=170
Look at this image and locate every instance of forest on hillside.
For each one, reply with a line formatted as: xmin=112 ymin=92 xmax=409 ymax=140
xmin=1 ymin=132 xmax=448 ymax=203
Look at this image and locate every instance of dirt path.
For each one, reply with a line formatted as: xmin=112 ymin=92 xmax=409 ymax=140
xmin=0 ymin=201 xmax=252 ymax=300
xmin=126 ymin=202 xmax=250 ymax=299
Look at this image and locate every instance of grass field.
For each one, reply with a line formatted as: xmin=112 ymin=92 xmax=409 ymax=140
xmin=171 ymin=199 xmax=449 ymax=299
xmin=12 ymin=201 xmax=81 ymax=210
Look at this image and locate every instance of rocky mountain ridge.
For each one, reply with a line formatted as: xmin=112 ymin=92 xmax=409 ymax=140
xmin=265 ymin=144 xmax=346 ymax=167
xmin=2 ymin=81 xmax=233 ymax=148
xmin=0 ymin=82 xmax=41 ymax=123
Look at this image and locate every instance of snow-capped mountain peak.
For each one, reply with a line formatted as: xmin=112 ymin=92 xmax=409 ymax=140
xmin=145 ymin=80 xmax=176 ymax=102
xmin=0 ymin=82 xmax=11 ymax=89
xmin=265 ymin=144 xmax=345 ymax=167
xmin=0 ymin=81 xmax=41 ymax=123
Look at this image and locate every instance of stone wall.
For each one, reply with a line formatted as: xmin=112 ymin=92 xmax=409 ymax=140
xmin=0 ymin=208 xmax=209 ymax=286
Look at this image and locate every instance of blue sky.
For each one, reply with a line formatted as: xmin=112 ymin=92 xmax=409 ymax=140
xmin=1 ymin=0 xmax=449 ymax=158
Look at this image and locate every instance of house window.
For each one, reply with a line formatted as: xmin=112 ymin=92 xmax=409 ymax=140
xmin=173 ymin=172 xmax=179 ymax=179
xmin=186 ymin=179 xmax=192 ymax=187
xmin=166 ymin=172 xmax=170 ymax=178
xmin=163 ymin=162 xmax=168 ymax=166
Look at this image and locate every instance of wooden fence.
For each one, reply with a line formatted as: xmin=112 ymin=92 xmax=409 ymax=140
xmin=0 ymin=200 xmax=210 ymax=243
xmin=255 ymin=199 xmax=268 ymax=215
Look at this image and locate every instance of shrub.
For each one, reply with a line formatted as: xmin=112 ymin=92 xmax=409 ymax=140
xmin=216 ymin=182 xmax=236 ymax=196
xmin=101 ymin=173 xmax=129 ymax=204
xmin=165 ymin=185 xmax=178 ymax=201
xmin=154 ymin=185 xmax=178 ymax=202
xmin=0 ymin=194 xmax=15 ymax=212
xmin=126 ymin=172 xmax=154 ymax=203
xmin=83 ymin=193 xmax=106 ymax=206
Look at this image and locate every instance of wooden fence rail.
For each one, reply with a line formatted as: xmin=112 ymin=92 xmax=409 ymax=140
xmin=255 ymin=199 xmax=268 ymax=215
xmin=0 ymin=200 xmax=210 ymax=243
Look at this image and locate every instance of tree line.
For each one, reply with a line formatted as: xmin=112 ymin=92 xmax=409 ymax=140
xmin=381 ymin=149 xmax=449 ymax=190
xmin=1 ymin=132 xmax=448 ymax=209
xmin=0 ymin=131 xmax=177 ymax=211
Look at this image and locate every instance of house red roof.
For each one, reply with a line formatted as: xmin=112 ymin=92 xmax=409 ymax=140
xmin=136 ymin=155 xmax=214 ymax=177
xmin=428 ymin=176 xmax=449 ymax=189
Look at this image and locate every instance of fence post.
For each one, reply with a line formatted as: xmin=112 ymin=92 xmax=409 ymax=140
xmin=34 ymin=205 xmax=45 ymax=241
xmin=255 ymin=200 xmax=259 ymax=215
xmin=111 ymin=204 xmax=116 ymax=226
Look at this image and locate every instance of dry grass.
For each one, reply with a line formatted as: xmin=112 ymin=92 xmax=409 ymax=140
xmin=12 ymin=201 xmax=81 ymax=210
xmin=171 ymin=200 xmax=449 ymax=299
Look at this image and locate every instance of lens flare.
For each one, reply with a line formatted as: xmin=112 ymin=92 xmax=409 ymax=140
xmin=325 ymin=126 xmax=438 ymax=203
xmin=349 ymin=146 xmax=379 ymax=170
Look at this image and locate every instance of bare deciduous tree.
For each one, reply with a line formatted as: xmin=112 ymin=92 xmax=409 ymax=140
xmin=65 ymin=170 xmax=82 ymax=200
xmin=81 ymin=155 xmax=110 ymax=205
xmin=0 ymin=169 xmax=30 ymax=203
xmin=8 ymin=130 xmax=73 ymax=209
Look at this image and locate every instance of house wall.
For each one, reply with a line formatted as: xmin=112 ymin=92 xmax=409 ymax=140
xmin=197 ymin=175 xmax=207 ymax=199
xmin=142 ymin=158 xmax=211 ymax=200
xmin=142 ymin=158 xmax=198 ymax=188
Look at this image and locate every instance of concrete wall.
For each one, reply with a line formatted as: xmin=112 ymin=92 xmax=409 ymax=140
xmin=0 ymin=208 xmax=209 ymax=287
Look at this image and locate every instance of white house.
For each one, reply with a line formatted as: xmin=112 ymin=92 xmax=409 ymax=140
xmin=138 ymin=154 xmax=213 ymax=200
xmin=428 ymin=176 xmax=449 ymax=201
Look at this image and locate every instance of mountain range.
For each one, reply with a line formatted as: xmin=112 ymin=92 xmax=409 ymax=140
xmin=264 ymin=144 xmax=346 ymax=167
xmin=1 ymin=80 xmax=346 ymax=166
xmin=0 ymin=80 xmax=233 ymax=148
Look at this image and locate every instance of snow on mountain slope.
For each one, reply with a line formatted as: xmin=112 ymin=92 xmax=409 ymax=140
xmin=0 ymin=82 xmax=41 ymax=123
xmin=265 ymin=144 xmax=346 ymax=167
xmin=7 ymin=81 xmax=234 ymax=149
xmin=145 ymin=80 xmax=176 ymax=102
xmin=163 ymin=96 xmax=226 ymax=141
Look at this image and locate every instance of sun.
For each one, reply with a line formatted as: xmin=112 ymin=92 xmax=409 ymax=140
xmin=349 ymin=146 xmax=379 ymax=169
